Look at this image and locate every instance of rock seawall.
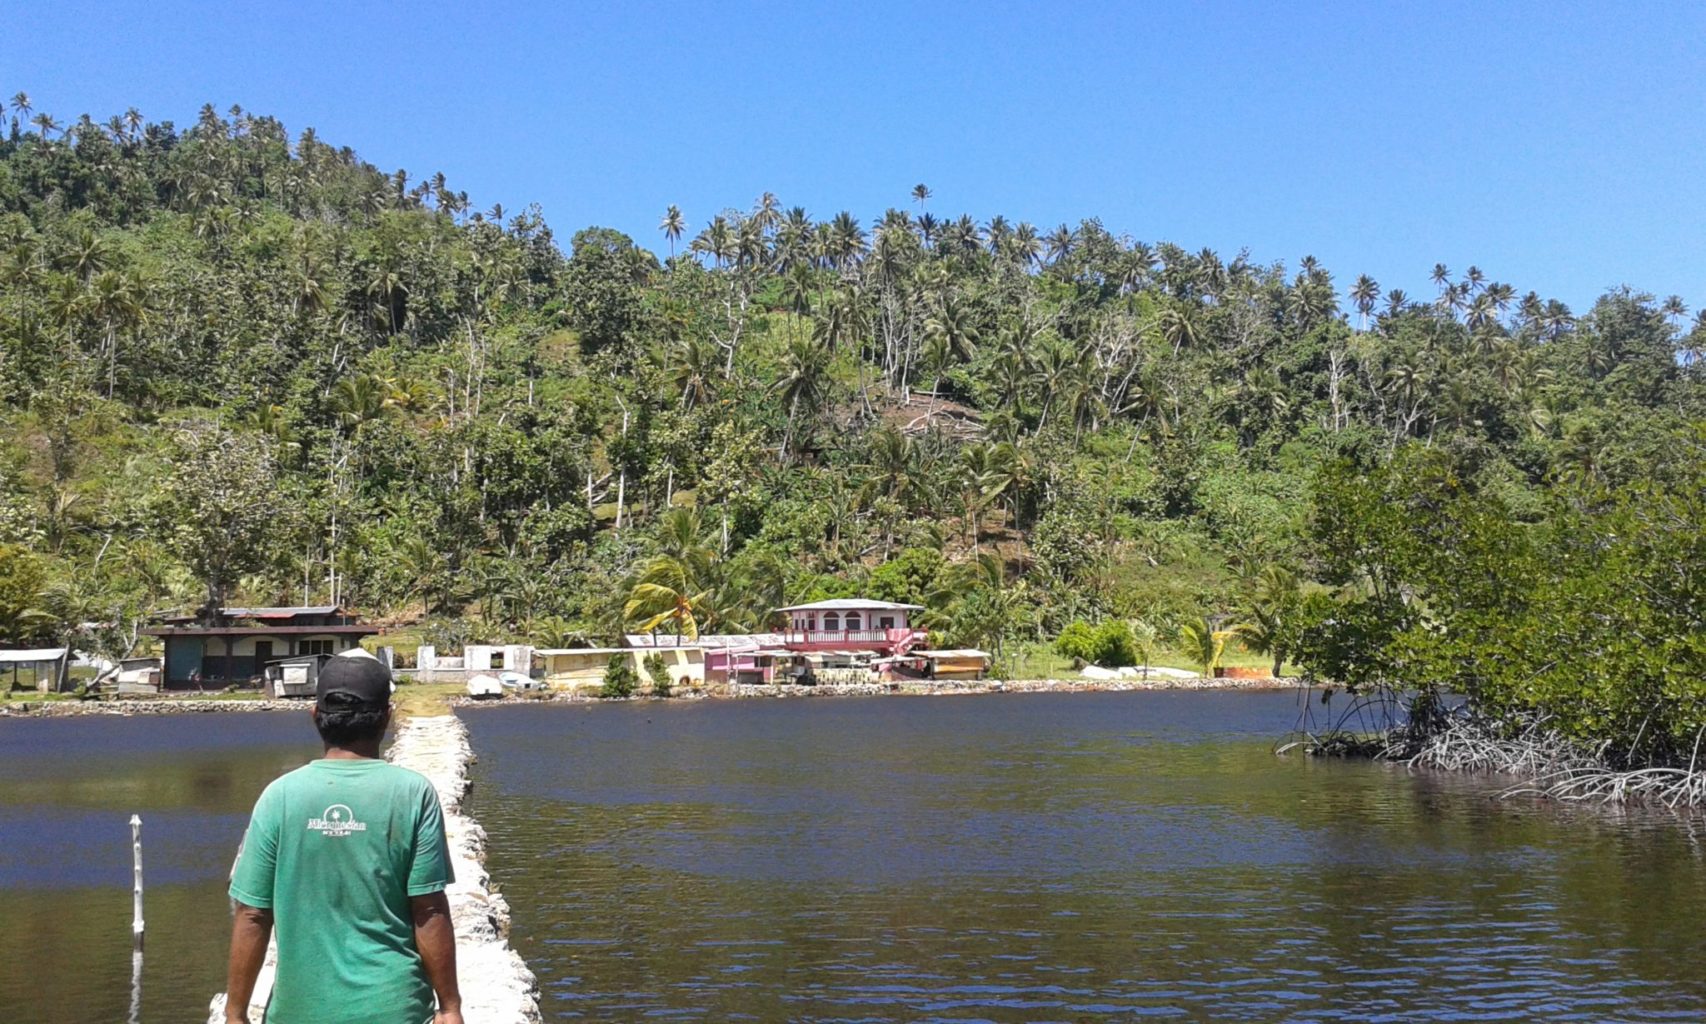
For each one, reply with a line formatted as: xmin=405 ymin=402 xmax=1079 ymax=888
xmin=208 ymin=715 xmax=540 ymax=1023
xmin=1 ymin=698 xmax=309 ymax=717
xmin=452 ymin=674 xmax=1301 ymax=708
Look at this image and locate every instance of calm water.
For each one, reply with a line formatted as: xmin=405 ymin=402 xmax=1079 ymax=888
xmin=464 ymin=692 xmax=1706 ymax=1023
xmin=0 ymin=711 xmax=321 ymax=1024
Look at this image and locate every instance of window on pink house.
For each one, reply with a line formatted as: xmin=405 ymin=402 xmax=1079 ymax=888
xmin=846 ymin=613 xmax=862 ymax=631
xmin=823 ymin=613 xmax=840 ymax=632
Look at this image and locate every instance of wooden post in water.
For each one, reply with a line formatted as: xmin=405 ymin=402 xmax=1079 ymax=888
xmin=130 ymin=814 xmax=145 ymax=952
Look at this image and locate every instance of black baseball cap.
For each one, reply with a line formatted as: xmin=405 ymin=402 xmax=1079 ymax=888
xmin=315 ymin=654 xmax=392 ymax=711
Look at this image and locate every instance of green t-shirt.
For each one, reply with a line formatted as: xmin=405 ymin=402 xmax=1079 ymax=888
xmin=229 ymin=758 xmax=454 ymax=1024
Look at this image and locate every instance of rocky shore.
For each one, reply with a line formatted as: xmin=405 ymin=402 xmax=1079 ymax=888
xmin=450 ymin=674 xmax=1300 ymax=708
xmin=0 ymin=697 xmax=307 ymax=717
xmin=207 ymin=715 xmax=541 ymax=1024
xmin=1 ymin=675 xmax=1300 ymax=719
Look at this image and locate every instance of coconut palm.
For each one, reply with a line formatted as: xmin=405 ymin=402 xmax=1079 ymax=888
xmin=923 ymin=294 xmax=980 ymax=365
xmin=8 ymin=92 xmax=29 ymax=138
xmin=655 ymin=507 xmax=716 ymax=575
xmin=1011 ymin=222 xmax=1042 ymax=266
xmin=87 ymin=268 xmax=144 ymax=397
xmin=754 ymin=192 xmax=781 ymax=232
xmin=828 ymin=211 xmax=866 ymax=269
xmin=1349 ymin=274 xmax=1380 ymax=329
xmin=625 ymin=554 xmax=712 ymax=640
xmin=773 ymin=335 xmax=832 ymax=459
xmin=1044 ymin=224 xmax=1076 ymax=266
xmin=911 ymin=183 xmax=931 ymax=209
xmin=1156 ymin=301 xmax=1200 ymax=356
xmin=659 ymin=204 xmax=685 ymax=259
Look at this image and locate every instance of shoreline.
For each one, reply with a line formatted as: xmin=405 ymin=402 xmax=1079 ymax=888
xmin=0 ymin=676 xmax=1302 ymax=718
xmin=450 ymin=675 xmax=1302 ymax=709
xmin=207 ymin=714 xmax=541 ymax=1023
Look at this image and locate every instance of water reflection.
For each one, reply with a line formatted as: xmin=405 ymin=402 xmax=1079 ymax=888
xmin=0 ymin=712 xmax=318 ymax=1023
xmin=466 ymin=692 xmax=1706 ymax=1022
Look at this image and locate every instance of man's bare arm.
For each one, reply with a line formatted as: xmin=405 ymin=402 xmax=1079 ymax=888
xmin=411 ymin=890 xmax=463 ymax=1024
xmin=224 ymin=902 xmax=273 ymax=1024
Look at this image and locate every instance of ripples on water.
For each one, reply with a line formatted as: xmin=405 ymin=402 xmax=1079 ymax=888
xmin=464 ymin=692 xmax=1706 ymax=1022
xmin=0 ymin=712 xmax=320 ymax=1024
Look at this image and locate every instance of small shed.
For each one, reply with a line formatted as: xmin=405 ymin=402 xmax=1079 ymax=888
xmin=262 ymin=654 xmax=333 ymax=698
xmin=916 ymin=649 xmax=991 ymax=681
xmin=0 ymin=648 xmax=73 ymax=693
xmin=112 ymin=657 xmax=162 ymax=694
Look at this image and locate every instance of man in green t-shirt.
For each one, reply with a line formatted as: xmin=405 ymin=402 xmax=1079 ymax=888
xmin=224 ymin=654 xmax=463 ymax=1024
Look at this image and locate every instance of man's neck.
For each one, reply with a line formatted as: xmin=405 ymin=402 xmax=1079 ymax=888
xmin=322 ymin=742 xmax=383 ymax=760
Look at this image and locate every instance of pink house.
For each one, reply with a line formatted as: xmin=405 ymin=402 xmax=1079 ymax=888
xmin=776 ymin=599 xmax=928 ymax=656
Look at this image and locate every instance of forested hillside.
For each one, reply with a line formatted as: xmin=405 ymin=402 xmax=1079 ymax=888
xmin=1 ymin=97 xmax=1702 ymax=744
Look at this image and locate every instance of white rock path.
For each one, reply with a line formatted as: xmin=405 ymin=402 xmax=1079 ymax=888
xmin=208 ymin=715 xmax=541 ymax=1023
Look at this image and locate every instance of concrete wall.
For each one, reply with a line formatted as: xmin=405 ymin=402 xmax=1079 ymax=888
xmin=543 ymin=649 xmax=705 ymax=690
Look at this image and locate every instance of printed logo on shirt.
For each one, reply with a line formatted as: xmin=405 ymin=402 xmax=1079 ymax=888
xmin=306 ymin=803 xmax=367 ymax=837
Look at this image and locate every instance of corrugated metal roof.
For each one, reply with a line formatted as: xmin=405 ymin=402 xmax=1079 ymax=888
xmin=224 ymin=606 xmax=341 ymax=618
xmin=0 ymin=648 xmax=69 ymax=663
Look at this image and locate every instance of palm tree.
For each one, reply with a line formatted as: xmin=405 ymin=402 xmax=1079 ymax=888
xmin=754 ymin=192 xmax=781 ymax=232
xmin=1662 ymin=295 xmax=1688 ymax=324
xmin=773 ymin=335 xmax=832 ymax=460
xmin=1011 ymin=223 xmax=1042 ymax=266
xmin=60 ymin=227 xmax=111 ymax=282
xmin=923 ymin=294 xmax=980 ymax=365
xmin=1178 ymin=616 xmax=1235 ymax=678
xmin=911 ymin=183 xmax=931 ymax=210
xmin=670 ymin=334 xmax=719 ymax=409
xmin=8 ymin=92 xmax=29 ymax=138
xmin=87 ymin=269 xmax=144 ymax=397
xmin=1156 ymin=301 xmax=1200 ymax=356
xmin=1430 ymin=263 xmax=1451 ymax=294
xmin=1044 ymin=224 xmax=1076 ymax=266
xmin=31 ymin=113 xmax=60 ymax=140
xmin=330 ymin=373 xmax=398 ymax=431
xmin=656 ymin=508 xmax=716 ymax=570
xmin=659 ymin=205 xmax=685 ymax=260
xmin=1384 ymin=288 xmax=1409 ymax=318
xmin=829 ymin=211 xmax=866 ymax=269
xmin=1349 ymin=274 xmax=1380 ymax=330
xmin=395 ymin=535 xmax=441 ymax=618
xmin=625 ymin=555 xmax=712 ymax=640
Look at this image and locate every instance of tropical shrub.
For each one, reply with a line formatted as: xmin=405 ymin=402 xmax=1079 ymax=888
xmin=600 ymin=654 xmax=638 ymax=698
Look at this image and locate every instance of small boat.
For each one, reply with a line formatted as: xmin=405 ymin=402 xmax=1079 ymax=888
xmin=465 ymin=673 xmax=505 ymax=699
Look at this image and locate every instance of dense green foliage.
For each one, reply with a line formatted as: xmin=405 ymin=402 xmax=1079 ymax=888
xmin=1294 ymin=440 xmax=1706 ymax=766
xmin=1 ymin=95 xmax=1701 ymax=750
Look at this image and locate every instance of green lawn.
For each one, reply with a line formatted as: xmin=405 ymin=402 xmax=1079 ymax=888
xmin=1005 ymin=641 xmax=1291 ymax=679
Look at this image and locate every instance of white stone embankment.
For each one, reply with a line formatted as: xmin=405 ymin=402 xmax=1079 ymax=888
xmin=208 ymin=715 xmax=540 ymax=1023
xmin=0 ymin=698 xmax=309 ymax=717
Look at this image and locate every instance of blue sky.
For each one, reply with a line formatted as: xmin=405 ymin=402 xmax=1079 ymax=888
xmin=9 ymin=1 xmax=1704 ymax=312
